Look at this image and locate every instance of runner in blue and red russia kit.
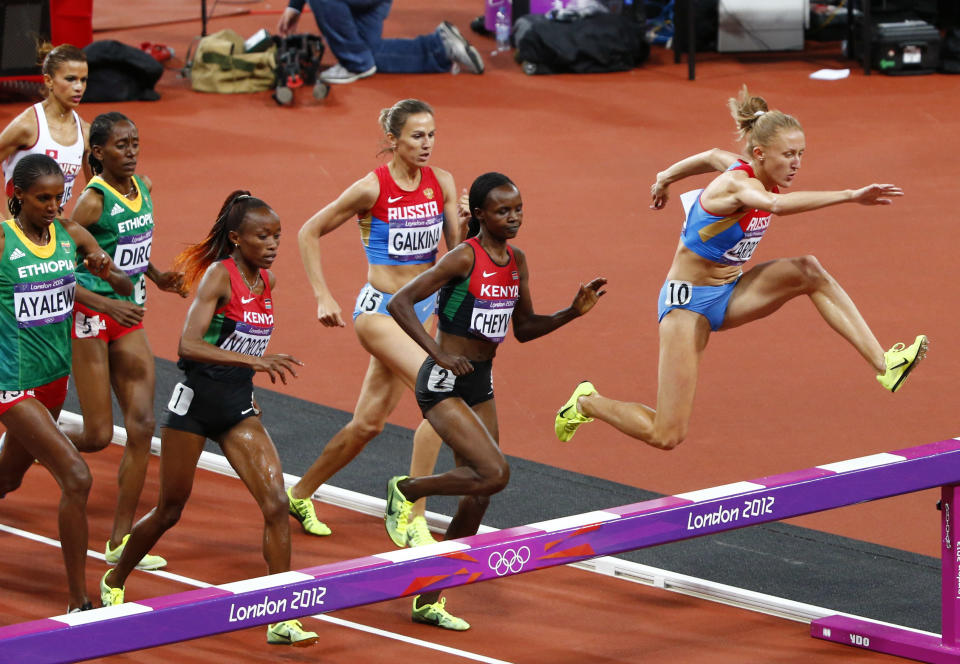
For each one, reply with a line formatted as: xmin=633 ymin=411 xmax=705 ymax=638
xmin=554 ymin=85 xmax=927 ymax=453
xmin=0 ymin=44 xmax=89 ymax=211
xmin=679 ymin=159 xmax=776 ymax=270
xmin=289 ymin=99 xmax=466 ymax=558
xmin=100 ymin=191 xmax=320 ymax=647
xmin=385 ymin=172 xmax=605 ymax=630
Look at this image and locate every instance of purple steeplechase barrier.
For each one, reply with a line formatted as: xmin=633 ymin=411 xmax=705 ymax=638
xmin=811 ymin=479 xmax=960 ymax=662
xmin=2 ymin=439 xmax=960 ymax=663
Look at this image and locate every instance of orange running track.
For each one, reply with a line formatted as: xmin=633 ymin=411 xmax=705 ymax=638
xmin=1 ymin=0 xmax=958 ymax=660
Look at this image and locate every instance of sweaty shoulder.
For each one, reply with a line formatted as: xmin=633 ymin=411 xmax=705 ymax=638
xmin=510 ymin=244 xmax=527 ymax=269
xmin=700 ymin=168 xmax=755 ymax=213
xmin=198 ymin=260 xmax=232 ymax=297
xmin=0 ymin=108 xmax=39 ymax=151
xmin=349 ymin=171 xmax=381 ymax=209
xmin=70 ymin=186 xmax=105 ymax=226
xmin=431 ymin=166 xmax=454 ymax=186
xmin=441 ymin=239 xmax=476 ymax=272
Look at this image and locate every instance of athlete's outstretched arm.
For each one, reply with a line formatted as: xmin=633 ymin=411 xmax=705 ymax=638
xmin=729 ymin=177 xmax=903 ymax=216
xmin=650 ymin=148 xmax=741 ymax=210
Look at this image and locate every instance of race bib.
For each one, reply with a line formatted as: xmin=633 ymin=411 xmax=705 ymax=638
xmin=722 ymin=237 xmax=761 ymax=264
xmin=14 ymin=275 xmax=76 ymax=328
xmin=74 ymin=309 xmax=107 ymax=338
xmin=114 ymin=231 xmax=153 ymax=276
xmin=132 ymin=273 xmax=147 ymax=305
xmin=167 ymin=382 xmax=194 ymax=416
xmin=663 ymin=280 xmax=693 ymax=307
xmin=427 ymin=363 xmax=455 ymax=393
xmin=219 ymin=322 xmax=272 ymax=357
xmin=388 ymin=216 xmax=443 ymax=262
xmin=0 ymin=389 xmax=30 ymax=404
xmin=469 ymin=300 xmax=514 ymax=343
xmin=355 ymin=283 xmax=384 ymax=315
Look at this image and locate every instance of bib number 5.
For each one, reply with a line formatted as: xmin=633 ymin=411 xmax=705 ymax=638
xmin=133 ymin=274 xmax=147 ymax=306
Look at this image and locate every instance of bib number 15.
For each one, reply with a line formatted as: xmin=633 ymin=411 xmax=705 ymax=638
xmin=356 ymin=284 xmax=383 ymax=314
xmin=664 ymin=280 xmax=693 ymax=307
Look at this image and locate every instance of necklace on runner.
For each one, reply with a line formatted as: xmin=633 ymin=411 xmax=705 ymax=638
xmin=14 ymin=215 xmax=48 ymax=245
xmin=239 ymin=263 xmax=260 ymax=294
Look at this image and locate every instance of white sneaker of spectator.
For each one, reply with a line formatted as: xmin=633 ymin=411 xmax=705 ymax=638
xmin=436 ymin=21 xmax=485 ymax=74
xmin=319 ymin=63 xmax=377 ymax=84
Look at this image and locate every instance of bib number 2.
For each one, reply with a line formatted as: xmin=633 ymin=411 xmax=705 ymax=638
xmin=427 ymin=364 xmax=455 ymax=393
xmin=664 ymin=280 xmax=693 ymax=307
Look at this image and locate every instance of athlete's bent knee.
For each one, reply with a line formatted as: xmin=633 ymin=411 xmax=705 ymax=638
xmin=261 ymin=488 xmax=288 ymax=524
xmin=649 ymin=426 xmax=687 ymax=450
xmin=793 ymin=255 xmax=832 ymax=291
xmin=347 ymin=418 xmax=385 ymax=443
xmin=124 ymin=413 xmax=157 ymax=446
xmin=478 ymin=462 xmax=510 ymax=496
xmin=81 ymin=420 xmax=116 ymax=452
xmin=156 ymin=501 xmax=187 ymax=530
xmin=61 ymin=458 xmax=93 ymax=498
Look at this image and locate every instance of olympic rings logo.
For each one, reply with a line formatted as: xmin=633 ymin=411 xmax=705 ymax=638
xmin=488 ymin=546 xmax=531 ymax=576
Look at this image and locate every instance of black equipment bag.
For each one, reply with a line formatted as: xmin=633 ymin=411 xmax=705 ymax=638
xmin=82 ymin=40 xmax=163 ymax=102
xmin=515 ymin=13 xmax=648 ymax=74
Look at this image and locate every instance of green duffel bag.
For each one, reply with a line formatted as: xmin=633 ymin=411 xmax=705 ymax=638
xmin=190 ymin=28 xmax=276 ymax=94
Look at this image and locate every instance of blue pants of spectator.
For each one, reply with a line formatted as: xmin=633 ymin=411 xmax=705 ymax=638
xmin=303 ymin=0 xmax=452 ymax=73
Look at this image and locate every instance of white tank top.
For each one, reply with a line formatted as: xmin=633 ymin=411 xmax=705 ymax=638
xmin=3 ymin=102 xmax=85 ymax=206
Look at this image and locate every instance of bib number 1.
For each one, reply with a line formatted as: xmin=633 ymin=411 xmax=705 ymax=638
xmin=664 ymin=280 xmax=693 ymax=307
xmin=167 ymin=382 xmax=194 ymax=416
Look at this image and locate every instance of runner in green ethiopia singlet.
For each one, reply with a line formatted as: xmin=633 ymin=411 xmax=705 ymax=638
xmin=0 ymin=218 xmax=77 ymax=390
xmin=75 ymin=175 xmax=154 ymax=306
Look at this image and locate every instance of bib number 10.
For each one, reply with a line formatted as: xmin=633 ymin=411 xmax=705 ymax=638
xmin=664 ymin=280 xmax=693 ymax=307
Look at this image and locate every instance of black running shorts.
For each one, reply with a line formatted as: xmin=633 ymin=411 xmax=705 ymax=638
xmin=162 ymin=372 xmax=259 ymax=439
xmin=415 ymin=357 xmax=494 ymax=415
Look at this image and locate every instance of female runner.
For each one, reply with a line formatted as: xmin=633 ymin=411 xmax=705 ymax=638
xmin=554 ymin=86 xmax=926 ymax=449
xmin=0 ymin=43 xmax=89 ymax=210
xmin=288 ymin=98 xmax=463 ymax=551
xmin=66 ymin=112 xmax=186 ymax=570
xmin=0 ymin=154 xmax=130 ymax=612
xmin=100 ymin=191 xmax=318 ymax=646
xmin=384 ymin=172 xmax=605 ymax=629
